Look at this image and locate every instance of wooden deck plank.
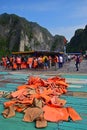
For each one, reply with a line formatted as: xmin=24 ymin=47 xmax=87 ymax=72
xmin=0 ymin=72 xmax=87 ymax=130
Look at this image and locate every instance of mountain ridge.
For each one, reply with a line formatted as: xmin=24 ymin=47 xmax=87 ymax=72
xmin=66 ymin=25 xmax=87 ymax=54
xmin=0 ymin=13 xmax=66 ymax=57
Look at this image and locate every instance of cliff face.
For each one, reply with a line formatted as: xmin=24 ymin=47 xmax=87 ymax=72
xmin=0 ymin=13 xmax=66 ymax=55
xmin=66 ymin=25 xmax=87 ymax=53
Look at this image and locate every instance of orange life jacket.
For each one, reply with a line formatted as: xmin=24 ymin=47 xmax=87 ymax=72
xmin=27 ymin=57 xmax=33 ymax=64
xmin=16 ymin=57 xmax=21 ymax=64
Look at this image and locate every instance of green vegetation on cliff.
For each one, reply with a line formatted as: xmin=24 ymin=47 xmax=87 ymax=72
xmin=0 ymin=13 xmax=66 ymax=58
xmin=66 ymin=25 xmax=87 ymax=54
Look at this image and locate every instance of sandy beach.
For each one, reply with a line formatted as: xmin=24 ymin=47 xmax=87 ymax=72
xmin=0 ymin=59 xmax=87 ymax=75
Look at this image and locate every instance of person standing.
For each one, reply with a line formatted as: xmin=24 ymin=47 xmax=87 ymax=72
xmin=75 ymin=55 xmax=80 ymax=71
xmin=16 ymin=56 xmax=22 ymax=70
xmin=27 ymin=57 xmax=33 ymax=69
xmin=43 ymin=55 xmax=49 ymax=70
xmin=59 ymin=55 xmax=63 ymax=68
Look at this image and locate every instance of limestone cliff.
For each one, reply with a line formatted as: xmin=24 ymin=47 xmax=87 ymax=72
xmin=0 ymin=13 xmax=66 ymax=56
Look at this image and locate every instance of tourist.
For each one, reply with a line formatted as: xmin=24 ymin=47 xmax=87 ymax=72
xmin=75 ymin=55 xmax=80 ymax=71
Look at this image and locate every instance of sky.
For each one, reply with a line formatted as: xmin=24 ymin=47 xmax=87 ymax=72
xmin=0 ymin=0 xmax=87 ymax=41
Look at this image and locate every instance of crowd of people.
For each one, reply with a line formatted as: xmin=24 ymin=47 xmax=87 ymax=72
xmin=0 ymin=53 xmax=83 ymax=72
xmin=1 ymin=54 xmax=64 ymax=71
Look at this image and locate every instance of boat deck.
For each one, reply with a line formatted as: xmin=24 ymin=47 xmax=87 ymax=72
xmin=0 ymin=72 xmax=87 ymax=130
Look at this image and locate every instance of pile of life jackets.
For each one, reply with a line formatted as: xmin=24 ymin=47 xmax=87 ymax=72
xmin=2 ymin=76 xmax=82 ymax=128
